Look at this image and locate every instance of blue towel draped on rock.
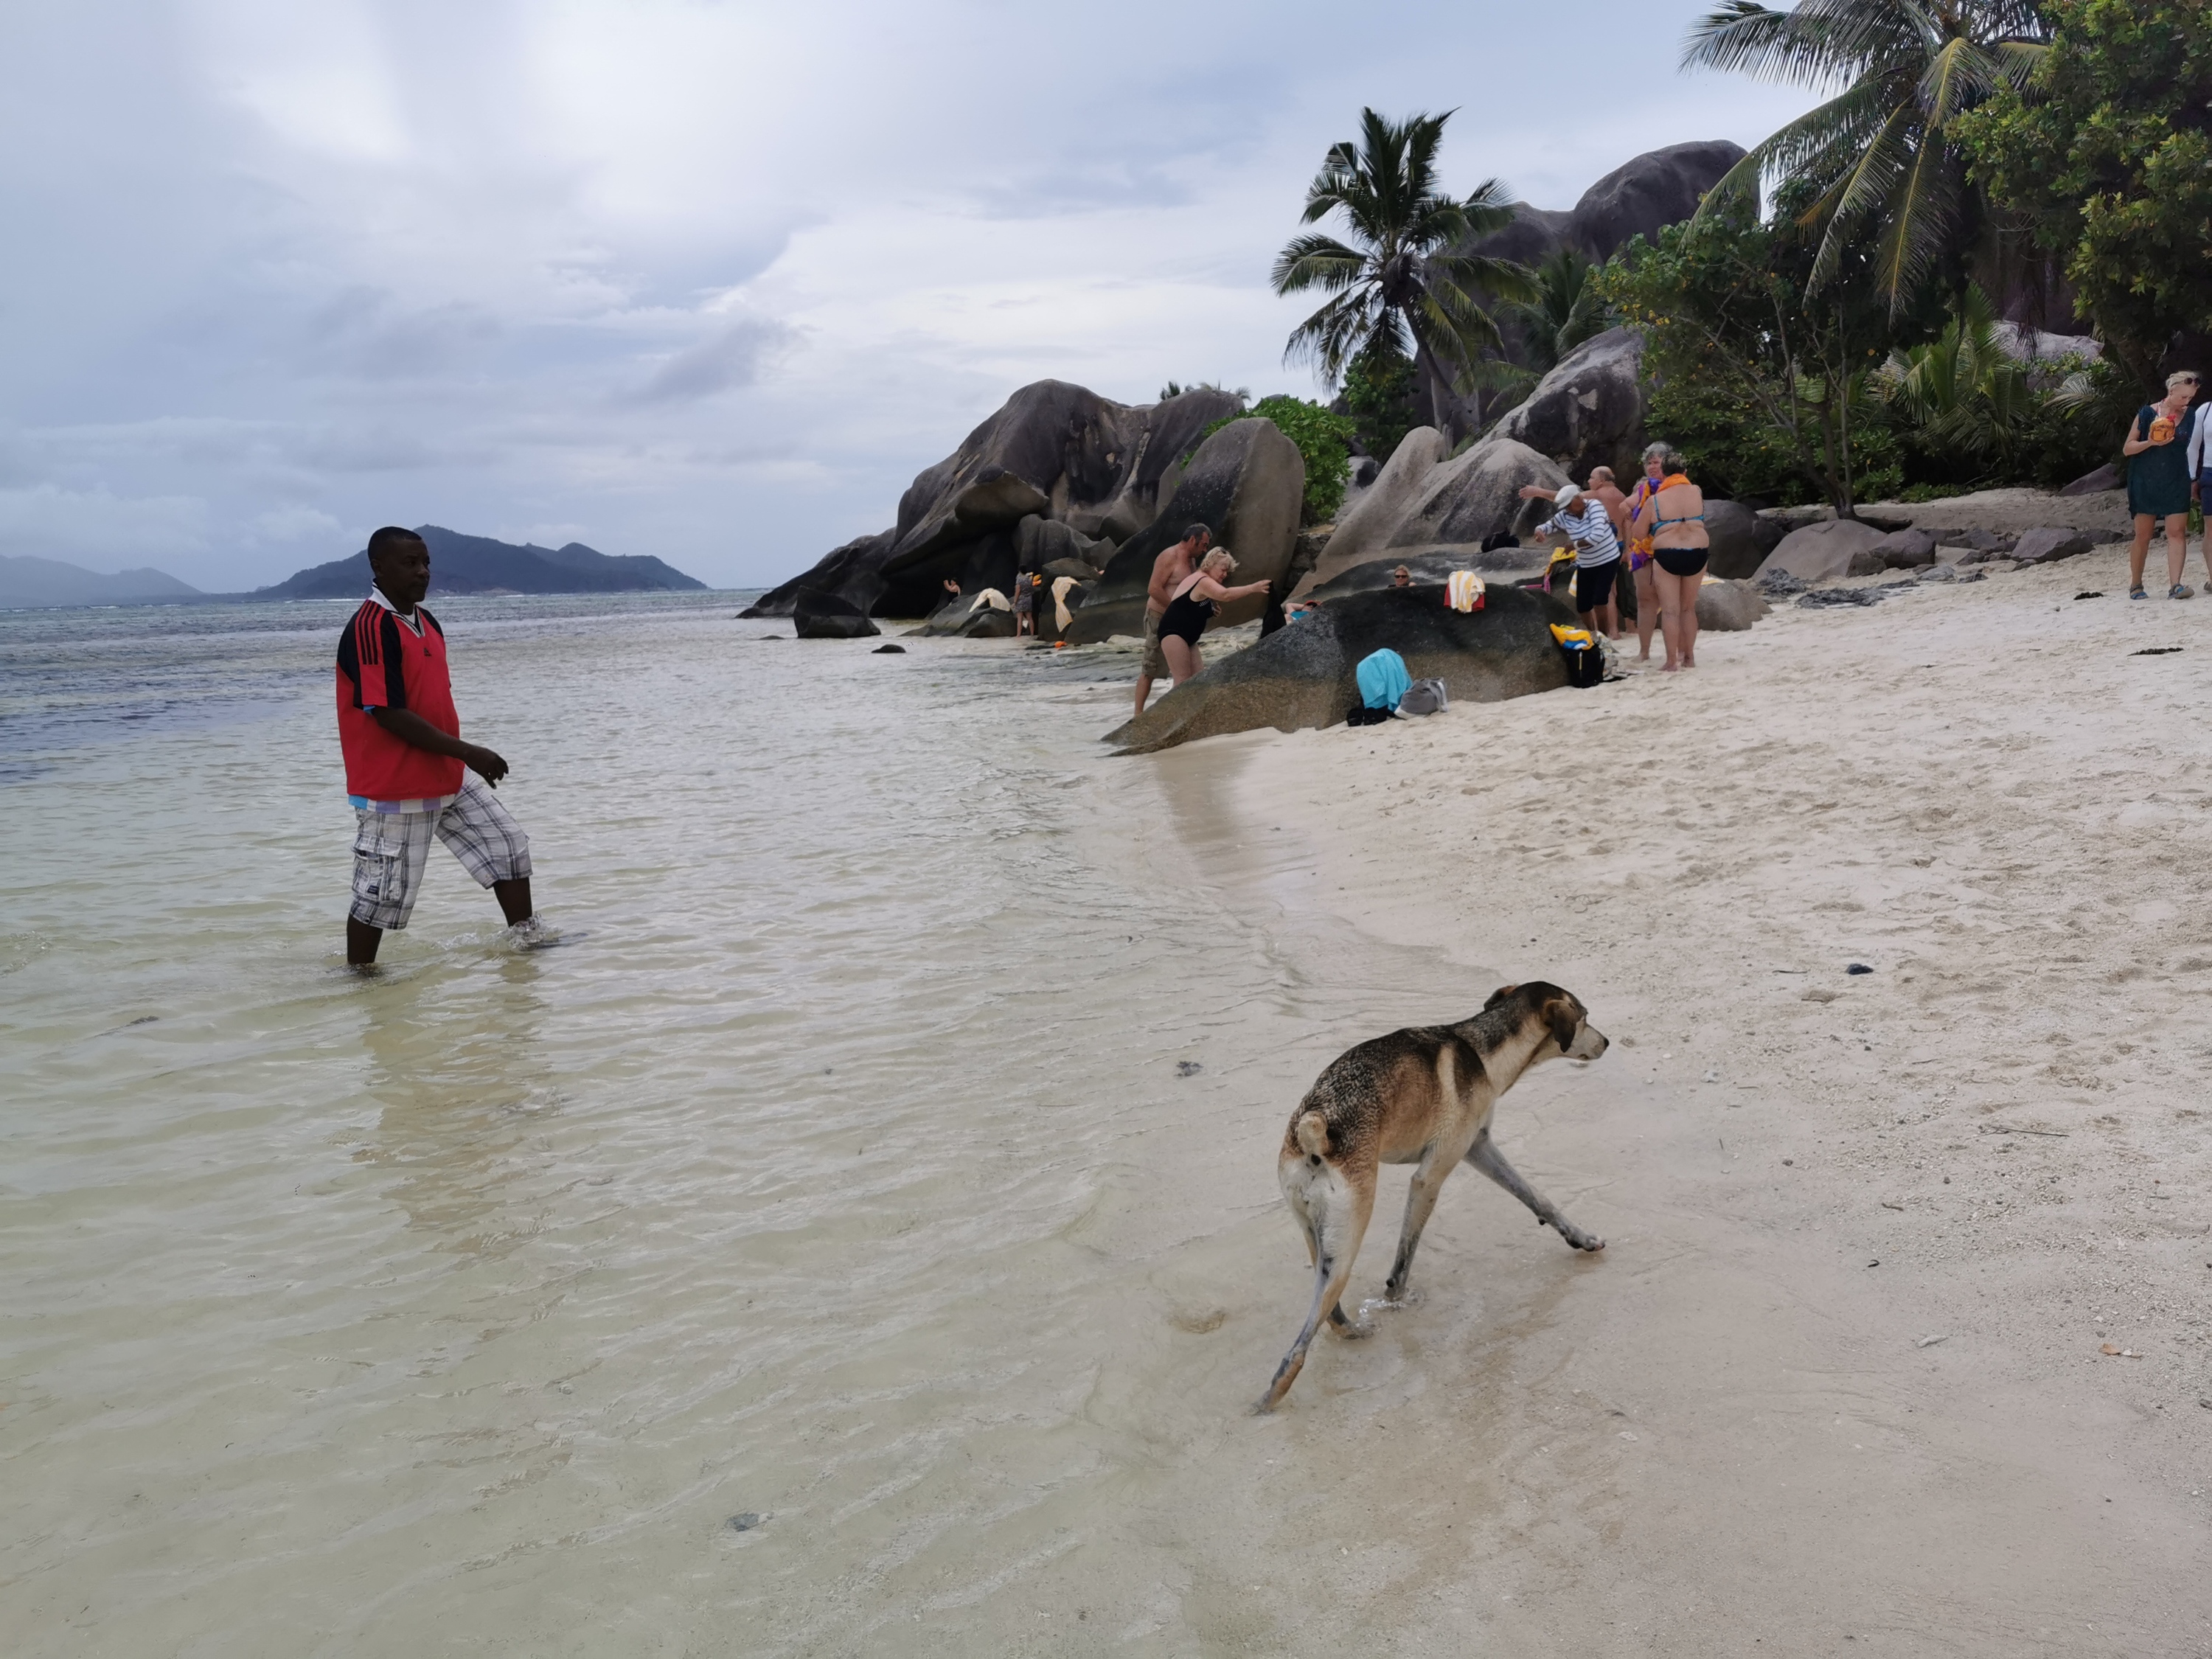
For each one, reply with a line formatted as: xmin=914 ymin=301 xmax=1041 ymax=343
xmin=1356 ymin=647 xmax=1411 ymax=711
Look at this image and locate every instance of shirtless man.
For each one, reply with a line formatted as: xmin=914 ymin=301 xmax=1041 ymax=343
xmin=1133 ymin=523 xmax=1210 ymax=717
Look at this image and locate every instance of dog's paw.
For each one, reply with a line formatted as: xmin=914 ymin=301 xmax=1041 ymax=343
xmin=1365 ymin=1289 xmax=1423 ymax=1314
xmin=1329 ymin=1317 xmax=1377 ymax=1341
xmin=1565 ymin=1231 xmax=1605 ymax=1253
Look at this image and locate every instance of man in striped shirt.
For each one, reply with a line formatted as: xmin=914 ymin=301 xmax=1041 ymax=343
xmin=1520 ymin=481 xmax=1621 ymax=639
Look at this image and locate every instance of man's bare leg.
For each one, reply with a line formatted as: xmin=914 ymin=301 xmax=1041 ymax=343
xmin=494 ymin=877 xmax=533 ymax=925
xmin=1133 ymin=674 xmax=1153 ymax=718
xmin=347 ymin=917 xmax=383 ymax=967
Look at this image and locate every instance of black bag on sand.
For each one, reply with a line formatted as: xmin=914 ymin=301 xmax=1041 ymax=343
xmin=1344 ymin=704 xmax=1393 ymax=726
xmin=1560 ymin=643 xmax=1604 ymax=689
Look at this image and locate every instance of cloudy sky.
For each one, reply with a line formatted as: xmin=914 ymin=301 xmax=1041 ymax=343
xmin=0 ymin=1 xmax=1819 ymax=593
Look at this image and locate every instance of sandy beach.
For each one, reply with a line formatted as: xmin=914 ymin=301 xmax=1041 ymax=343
xmin=1166 ymin=538 xmax=2211 ymax=1650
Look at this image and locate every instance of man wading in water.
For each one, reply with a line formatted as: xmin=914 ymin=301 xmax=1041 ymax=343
xmin=1133 ymin=523 xmax=1210 ymax=717
xmin=335 ymin=527 xmax=539 ymax=967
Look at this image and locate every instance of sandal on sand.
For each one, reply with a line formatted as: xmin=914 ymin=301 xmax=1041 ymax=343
xmin=2131 ymin=586 xmax=2149 ymax=599
xmin=2172 ymin=583 xmax=2194 ymax=599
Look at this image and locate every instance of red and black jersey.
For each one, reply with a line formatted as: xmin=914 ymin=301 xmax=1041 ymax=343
xmin=335 ymin=597 xmax=465 ymax=805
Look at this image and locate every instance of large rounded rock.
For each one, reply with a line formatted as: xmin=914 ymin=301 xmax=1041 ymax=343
xmin=1380 ymin=437 xmax=1571 ymax=554
xmin=746 ymin=379 xmax=1241 ymax=618
xmin=792 ymin=590 xmax=881 ymax=639
xmin=1466 ymin=142 xmax=1747 ymax=269
xmin=1703 ymin=500 xmax=1784 ymax=580
xmin=1104 ymin=584 xmax=1578 ymax=754
xmin=1067 ymin=417 xmax=1305 ymax=643
xmin=1694 ymin=579 xmax=1770 ymax=631
xmin=1307 ymin=546 xmax=1548 ymax=603
xmin=1755 ymin=519 xmax=1888 ymax=583
xmin=1297 ymin=426 xmax=1450 ymax=594
xmin=1492 ymin=327 xmax=1647 ymax=483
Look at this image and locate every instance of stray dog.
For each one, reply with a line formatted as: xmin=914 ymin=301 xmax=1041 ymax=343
xmin=1259 ymin=982 xmax=1608 ymax=1411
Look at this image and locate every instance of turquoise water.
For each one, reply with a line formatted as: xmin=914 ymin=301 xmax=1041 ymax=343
xmin=1 ymin=594 xmax=1441 ymax=1655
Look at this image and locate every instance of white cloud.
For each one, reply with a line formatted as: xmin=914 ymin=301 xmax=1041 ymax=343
xmin=0 ymin=0 xmax=1823 ymax=592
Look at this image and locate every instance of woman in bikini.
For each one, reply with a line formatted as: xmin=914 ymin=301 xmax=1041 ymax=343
xmin=1155 ymin=547 xmax=1269 ymax=687
xmin=1627 ymin=442 xmax=1711 ymax=672
xmin=1624 ymin=448 xmax=1666 ymax=661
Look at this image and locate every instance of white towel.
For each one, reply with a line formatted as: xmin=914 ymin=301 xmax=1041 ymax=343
xmin=1447 ymin=571 xmax=1486 ymax=613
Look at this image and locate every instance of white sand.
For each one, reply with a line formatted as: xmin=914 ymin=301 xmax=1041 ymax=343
xmin=1188 ymin=540 xmax=2211 ymax=1649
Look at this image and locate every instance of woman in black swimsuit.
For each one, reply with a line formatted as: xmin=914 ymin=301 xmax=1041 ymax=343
xmin=1157 ymin=548 xmax=1270 ymax=687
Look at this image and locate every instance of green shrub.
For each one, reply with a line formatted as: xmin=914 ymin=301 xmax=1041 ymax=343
xmin=1338 ymin=345 xmax=1420 ymax=467
xmin=1192 ymin=396 xmax=1359 ymax=526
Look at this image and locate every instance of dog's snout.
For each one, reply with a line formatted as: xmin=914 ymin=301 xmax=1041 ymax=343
xmin=1569 ymin=1023 xmax=1608 ymax=1061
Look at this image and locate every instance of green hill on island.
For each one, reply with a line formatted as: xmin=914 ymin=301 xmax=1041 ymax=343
xmin=254 ymin=525 xmax=706 ymax=599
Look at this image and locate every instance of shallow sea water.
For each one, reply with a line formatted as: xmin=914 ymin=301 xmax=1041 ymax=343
xmin=1 ymin=595 xmax=1484 ymax=1655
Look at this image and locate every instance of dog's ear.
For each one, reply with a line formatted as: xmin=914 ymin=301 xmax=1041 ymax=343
xmin=1484 ymin=984 xmax=1520 ymax=1012
xmin=1543 ymin=995 xmax=1582 ymax=1054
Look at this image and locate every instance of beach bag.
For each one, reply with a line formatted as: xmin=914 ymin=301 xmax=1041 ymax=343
xmin=1344 ymin=703 xmax=1393 ymax=726
xmin=1551 ymin=623 xmax=1604 ymax=689
xmin=1398 ymin=678 xmax=1449 ymax=717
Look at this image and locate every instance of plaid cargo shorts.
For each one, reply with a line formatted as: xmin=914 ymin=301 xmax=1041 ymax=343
xmin=349 ymin=779 xmax=532 ymax=931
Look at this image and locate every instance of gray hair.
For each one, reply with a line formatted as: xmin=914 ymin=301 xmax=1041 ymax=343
xmin=1180 ymin=523 xmax=1213 ymax=546
xmin=1641 ymin=441 xmax=1684 ymax=471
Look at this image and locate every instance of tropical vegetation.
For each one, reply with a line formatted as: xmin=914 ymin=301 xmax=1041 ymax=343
xmin=1271 ymin=108 xmax=1534 ymax=437
xmin=1192 ymin=396 xmax=1360 ymax=526
xmin=1954 ymin=0 xmax=2212 ymax=391
xmin=1683 ymin=0 xmax=2049 ymax=313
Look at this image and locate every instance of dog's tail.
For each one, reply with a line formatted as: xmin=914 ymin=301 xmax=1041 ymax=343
xmin=1294 ymin=1111 xmax=1330 ymax=1159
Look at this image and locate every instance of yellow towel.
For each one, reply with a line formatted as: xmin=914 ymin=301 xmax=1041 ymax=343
xmin=1446 ymin=571 xmax=1486 ymax=613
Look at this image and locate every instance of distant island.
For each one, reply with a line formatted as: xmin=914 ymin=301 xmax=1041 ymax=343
xmin=1 ymin=526 xmax=707 ymax=611
xmin=253 ymin=525 xmax=706 ymax=599
xmin=0 ymin=554 xmax=204 ymax=611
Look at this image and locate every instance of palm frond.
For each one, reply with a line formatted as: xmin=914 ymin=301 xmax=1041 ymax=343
xmin=1271 ymin=232 xmax=1370 ymax=296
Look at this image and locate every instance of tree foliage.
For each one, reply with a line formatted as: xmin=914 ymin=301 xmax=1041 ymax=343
xmin=1337 ymin=344 xmax=1421 ymax=466
xmin=1954 ymin=0 xmax=2212 ymax=391
xmin=1271 ymin=108 xmax=1534 ymax=429
xmin=1193 ymin=397 xmax=1360 ymax=526
xmin=1501 ymin=247 xmax=1610 ymax=375
xmin=1683 ymin=0 xmax=2048 ymax=312
xmin=1599 ymin=192 xmax=1915 ymax=515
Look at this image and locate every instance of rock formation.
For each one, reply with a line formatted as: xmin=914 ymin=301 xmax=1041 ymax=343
xmin=1490 ymin=327 xmax=1649 ymax=484
xmin=1065 ymin=417 xmax=1306 ymax=643
xmin=1462 ymin=142 xmax=1748 ymax=276
xmin=1105 ymin=584 xmax=1578 ymax=754
xmin=1295 ymin=437 xmax=1569 ymax=597
xmin=1703 ymin=501 xmax=1787 ymax=581
xmin=745 ymin=380 xmax=1243 ymax=619
xmin=1755 ymin=519 xmax=1888 ymax=583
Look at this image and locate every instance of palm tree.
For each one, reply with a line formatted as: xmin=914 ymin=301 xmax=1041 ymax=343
xmin=1876 ymin=282 xmax=2037 ymax=474
xmin=1502 ymin=246 xmax=1610 ymax=375
xmin=1683 ymin=0 xmax=2049 ymax=313
xmin=1272 ymin=108 xmax=1534 ymax=438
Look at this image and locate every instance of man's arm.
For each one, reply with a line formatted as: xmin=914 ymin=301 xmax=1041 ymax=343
xmin=368 ymin=707 xmax=509 ymax=786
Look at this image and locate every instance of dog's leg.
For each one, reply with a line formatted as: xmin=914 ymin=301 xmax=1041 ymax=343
xmin=1380 ymin=1144 xmax=1455 ymax=1304
xmin=1258 ymin=1172 xmax=1374 ymax=1411
xmin=1465 ymin=1133 xmax=1604 ymax=1252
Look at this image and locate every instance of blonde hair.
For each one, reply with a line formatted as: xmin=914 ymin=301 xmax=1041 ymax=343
xmin=1200 ymin=547 xmax=1237 ymax=574
xmin=2168 ymin=370 xmax=2201 ymax=390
